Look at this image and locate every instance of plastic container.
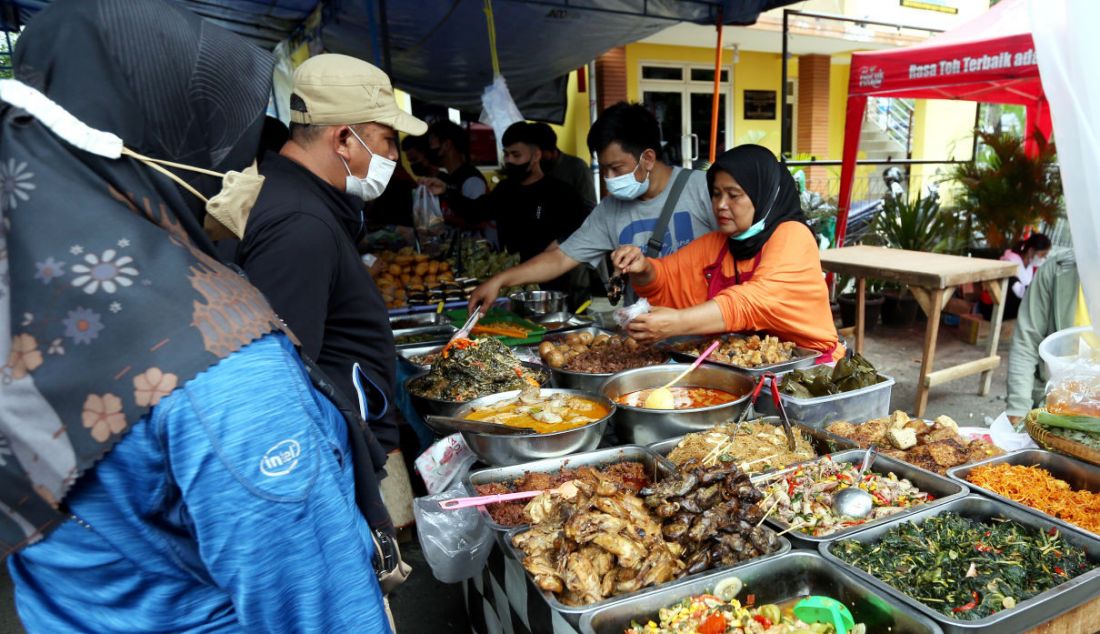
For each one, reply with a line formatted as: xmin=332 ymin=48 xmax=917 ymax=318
xmin=1039 ymin=326 xmax=1100 ymax=379
xmin=758 ymin=374 xmax=895 ymax=428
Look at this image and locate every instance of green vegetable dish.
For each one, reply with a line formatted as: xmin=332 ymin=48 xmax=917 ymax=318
xmin=833 ymin=513 xmax=1094 ymax=621
xmin=780 ymin=355 xmax=881 ymax=399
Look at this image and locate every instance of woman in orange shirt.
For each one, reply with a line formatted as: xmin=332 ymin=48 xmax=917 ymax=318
xmin=612 ymin=145 xmax=843 ymax=361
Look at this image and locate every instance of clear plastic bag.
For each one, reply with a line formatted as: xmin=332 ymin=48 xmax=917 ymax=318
xmin=1040 ymin=326 xmax=1100 ymax=418
xmin=413 ymin=486 xmax=494 ymax=583
xmin=412 ymin=184 xmax=445 ymax=238
xmin=613 ymin=298 xmax=651 ymax=329
xmin=414 ymin=433 xmax=478 ymax=495
xmin=479 ymin=75 xmax=524 ymax=156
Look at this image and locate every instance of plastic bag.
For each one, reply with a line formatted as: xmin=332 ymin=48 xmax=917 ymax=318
xmin=1039 ymin=327 xmax=1100 ymax=418
xmin=412 ymin=184 xmax=444 ymax=238
xmin=414 ymin=433 xmax=478 ymax=495
xmin=413 ymin=486 xmax=494 ymax=583
xmin=613 ymin=298 xmax=651 ymax=329
xmin=479 ymin=75 xmax=524 ymax=156
xmin=985 ymin=413 xmax=1038 ymax=449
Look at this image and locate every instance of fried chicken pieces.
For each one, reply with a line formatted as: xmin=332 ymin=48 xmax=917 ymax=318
xmin=643 ymin=459 xmax=782 ymax=576
xmin=512 ymin=476 xmax=685 ymax=606
xmin=828 ymin=411 xmax=1003 ymax=475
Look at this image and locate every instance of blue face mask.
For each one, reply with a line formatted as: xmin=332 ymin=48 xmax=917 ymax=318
xmin=604 ymin=163 xmax=649 ymax=200
xmin=730 ymin=184 xmax=780 ymax=241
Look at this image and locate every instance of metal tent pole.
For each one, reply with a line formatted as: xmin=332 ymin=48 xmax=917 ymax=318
xmin=708 ymin=8 xmax=724 ymax=164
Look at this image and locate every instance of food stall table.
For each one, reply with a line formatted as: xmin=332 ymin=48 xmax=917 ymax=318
xmin=820 ymin=246 xmax=1016 ymax=417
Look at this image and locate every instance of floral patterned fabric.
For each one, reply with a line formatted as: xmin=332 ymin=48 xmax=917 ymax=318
xmin=0 ymin=0 xmax=285 ymax=556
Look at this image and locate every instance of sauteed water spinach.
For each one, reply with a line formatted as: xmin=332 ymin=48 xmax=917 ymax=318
xmin=833 ymin=513 xmax=1094 ymax=621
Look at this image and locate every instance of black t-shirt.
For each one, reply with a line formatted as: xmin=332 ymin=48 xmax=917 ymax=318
xmin=483 ymin=175 xmax=592 ymax=262
xmin=237 ymin=152 xmax=400 ymax=451
xmin=439 ymin=162 xmax=488 ymax=226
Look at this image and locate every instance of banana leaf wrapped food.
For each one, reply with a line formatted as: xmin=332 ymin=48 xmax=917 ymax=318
xmin=779 ymin=354 xmax=881 ymax=399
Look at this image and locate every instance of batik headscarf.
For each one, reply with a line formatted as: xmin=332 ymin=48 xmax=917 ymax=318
xmin=706 ymin=145 xmax=808 ymax=261
xmin=0 ymin=0 xmax=291 ymax=555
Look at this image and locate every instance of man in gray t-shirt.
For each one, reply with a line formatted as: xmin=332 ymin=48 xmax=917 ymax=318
xmin=469 ymin=103 xmax=718 ymax=313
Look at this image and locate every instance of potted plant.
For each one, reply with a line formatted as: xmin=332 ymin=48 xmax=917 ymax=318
xmin=871 ymin=190 xmax=955 ymax=326
xmin=952 ymin=131 xmax=1061 ymax=253
xmin=836 ymin=275 xmax=886 ymax=333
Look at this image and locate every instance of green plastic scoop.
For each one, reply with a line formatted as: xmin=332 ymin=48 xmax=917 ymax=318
xmin=794 ymin=596 xmax=855 ymax=634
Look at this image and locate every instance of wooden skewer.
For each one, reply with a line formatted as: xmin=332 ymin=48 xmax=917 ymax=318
xmin=776 ymin=521 xmax=808 ymax=537
xmin=756 ymin=496 xmax=782 ymax=528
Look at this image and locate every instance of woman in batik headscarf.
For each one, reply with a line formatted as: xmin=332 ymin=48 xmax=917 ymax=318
xmin=1 ymin=0 xmax=392 ymax=631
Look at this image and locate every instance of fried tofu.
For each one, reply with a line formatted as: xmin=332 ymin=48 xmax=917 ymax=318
xmin=888 ymin=410 xmax=911 ymax=429
xmin=925 ymin=425 xmax=962 ymax=443
xmin=886 ymin=427 xmax=918 ymax=450
xmin=933 ymin=415 xmax=959 ymax=432
xmin=851 ymin=419 xmax=888 ymax=445
xmin=826 ymin=421 xmax=859 ymax=439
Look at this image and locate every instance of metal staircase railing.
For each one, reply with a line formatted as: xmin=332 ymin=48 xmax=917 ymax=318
xmin=866 ymin=96 xmax=914 ymax=153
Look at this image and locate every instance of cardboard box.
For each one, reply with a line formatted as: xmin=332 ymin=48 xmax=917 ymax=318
xmin=956 ymin=314 xmax=1015 ymax=345
xmin=944 ymin=298 xmax=975 ymax=317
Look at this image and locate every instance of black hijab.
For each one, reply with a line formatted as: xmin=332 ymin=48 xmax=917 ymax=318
xmin=706 ymin=145 xmax=806 ymax=261
xmin=0 ymin=0 xmax=387 ymax=556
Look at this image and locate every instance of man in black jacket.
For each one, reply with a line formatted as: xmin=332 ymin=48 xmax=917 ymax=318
xmin=237 ymin=54 xmax=426 ymax=453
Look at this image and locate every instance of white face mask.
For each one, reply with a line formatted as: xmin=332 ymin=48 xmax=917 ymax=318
xmin=1032 ymin=256 xmax=1046 ymax=269
xmin=342 ymin=127 xmax=395 ymax=201
xmin=604 ymin=162 xmax=650 ymax=200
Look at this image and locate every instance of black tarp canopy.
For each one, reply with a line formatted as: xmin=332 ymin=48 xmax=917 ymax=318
xmin=3 ymin=0 xmax=796 ymax=120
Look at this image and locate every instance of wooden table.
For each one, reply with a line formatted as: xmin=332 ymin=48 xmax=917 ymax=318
xmin=820 ymin=246 xmax=1017 ymax=417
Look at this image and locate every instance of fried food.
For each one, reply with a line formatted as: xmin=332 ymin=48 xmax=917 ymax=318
xmin=665 ymin=421 xmax=815 ymax=473
xmin=676 ymin=334 xmax=795 ymax=369
xmin=540 ymin=333 xmax=665 ymax=373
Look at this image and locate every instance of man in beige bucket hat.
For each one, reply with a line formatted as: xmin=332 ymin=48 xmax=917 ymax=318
xmin=237 ymin=53 xmax=425 ymax=487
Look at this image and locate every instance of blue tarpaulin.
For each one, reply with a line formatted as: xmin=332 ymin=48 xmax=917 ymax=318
xmin=3 ymin=0 xmax=795 ymax=119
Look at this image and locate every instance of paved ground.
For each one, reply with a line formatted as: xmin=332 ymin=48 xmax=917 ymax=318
xmin=0 ymin=319 xmax=1017 ymax=633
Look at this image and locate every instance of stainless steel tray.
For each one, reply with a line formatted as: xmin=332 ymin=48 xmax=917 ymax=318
xmin=647 ymin=416 xmax=857 ymax=472
xmin=580 ymin=550 xmax=943 ymax=634
xmin=947 ymin=449 xmax=1100 ymax=540
xmin=392 ymin=324 xmax=456 ymax=348
xmin=504 ymin=526 xmax=791 ymax=627
xmin=752 ymin=449 xmax=969 ymax=549
xmin=389 ymin=312 xmax=450 ymax=330
xmin=395 ymin=343 xmax=443 ymax=373
xmin=465 ymin=445 xmax=676 ymax=531
xmin=663 ymin=334 xmax=820 ymax=377
xmin=820 ymin=494 xmax=1100 ymax=634
xmin=543 ymin=327 xmax=669 ymax=394
xmin=535 ymin=311 xmax=595 ymax=333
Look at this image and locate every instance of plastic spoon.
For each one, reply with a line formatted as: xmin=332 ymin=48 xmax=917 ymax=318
xmin=439 ymin=480 xmax=579 ymax=510
xmin=794 ymin=596 xmax=856 ymax=634
xmin=643 ymin=339 xmax=722 ymax=410
xmin=832 ymin=446 xmax=878 ymax=519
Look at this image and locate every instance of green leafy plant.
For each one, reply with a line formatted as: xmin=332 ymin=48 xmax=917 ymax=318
xmin=874 ymin=191 xmax=954 ymax=253
xmin=951 ymin=131 xmax=1061 ymax=250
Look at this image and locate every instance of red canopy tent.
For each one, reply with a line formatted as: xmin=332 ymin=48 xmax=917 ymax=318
xmin=835 ymin=0 xmax=1049 ymax=247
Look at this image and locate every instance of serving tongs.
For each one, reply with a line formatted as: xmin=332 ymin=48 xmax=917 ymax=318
xmin=449 ymin=307 xmax=483 ymax=342
xmin=736 ymin=371 xmax=797 ymax=450
xmin=424 ymin=414 xmax=536 ymax=436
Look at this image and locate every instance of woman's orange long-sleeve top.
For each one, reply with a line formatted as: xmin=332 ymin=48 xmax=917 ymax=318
xmin=634 ymin=221 xmax=844 ymax=361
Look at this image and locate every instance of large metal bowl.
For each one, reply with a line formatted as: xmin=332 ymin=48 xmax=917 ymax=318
xmin=452 ymin=388 xmax=614 ymax=466
xmin=600 ymin=364 xmax=755 ymax=445
xmin=508 ymin=290 xmax=566 ymax=317
xmin=405 ymin=361 xmax=550 ymax=420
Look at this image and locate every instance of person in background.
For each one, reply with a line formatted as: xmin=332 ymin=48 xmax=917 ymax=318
xmin=455 ymin=122 xmax=591 ymax=284
xmin=468 ymin=102 xmax=716 ymax=313
xmin=982 ymin=232 xmax=1052 ymax=321
xmin=402 ymin=134 xmax=437 ymax=178
xmin=237 ymin=54 xmax=428 ymax=454
xmin=531 ymin=121 xmax=597 ymax=209
xmin=3 ymin=1 xmax=391 ymax=631
xmin=367 ymin=141 xmax=417 ymax=230
xmin=422 ymin=119 xmax=489 ymax=228
xmin=1006 ymin=247 xmax=1083 ymax=424
xmin=611 ymin=145 xmax=843 ymax=361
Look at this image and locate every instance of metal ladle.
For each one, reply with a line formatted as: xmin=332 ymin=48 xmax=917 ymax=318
xmin=832 ymin=446 xmax=877 ymax=519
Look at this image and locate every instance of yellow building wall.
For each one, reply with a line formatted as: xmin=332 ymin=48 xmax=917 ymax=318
xmin=549 ymin=70 xmax=590 ymax=161
xmin=909 ymin=99 xmax=977 ymax=204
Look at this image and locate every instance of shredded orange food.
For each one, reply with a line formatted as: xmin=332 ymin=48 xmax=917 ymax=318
xmin=968 ymin=463 xmax=1100 ymax=534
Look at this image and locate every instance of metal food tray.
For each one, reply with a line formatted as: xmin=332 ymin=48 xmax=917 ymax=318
xmin=647 ymin=416 xmax=857 ymax=472
xmin=464 ymin=445 xmax=676 ymax=532
xmin=820 ymin=494 xmax=1100 ymax=634
xmin=503 ymin=526 xmax=791 ymax=627
xmin=544 ymin=327 xmax=669 ymax=394
xmin=392 ymin=323 xmax=456 ymax=348
xmin=947 ymin=449 xmax=1100 ymax=540
xmin=752 ymin=449 xmax=969 ymax=549
xmin=536 ymin=312 xmax=595 ymax=333
xmin=663 ymin=334 xmax=819 ymax=377
xmin=395 ymin=343 xmax=443 ymax=373
xmin=580 ymin=550 xmax=943 ymax=634
xmin=388 ymin=312 xmax=450 ymax=330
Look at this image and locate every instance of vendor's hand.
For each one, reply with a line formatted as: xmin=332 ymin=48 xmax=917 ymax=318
xmin=468 ymin=277 xmax=503 ymax=315
xmin=611 ymin=245 xmax=647 ymax=276
xmin=1007 ymin=415 xmax=1021 ymax=426
xmin=627 ymin=306 xmax=681 ymax=343
xmin=418 ymin=177 xmax=447 ymax=196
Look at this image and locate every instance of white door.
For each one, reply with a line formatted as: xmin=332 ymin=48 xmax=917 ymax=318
xmin=640 ymin=63 xmax=732 ymax=168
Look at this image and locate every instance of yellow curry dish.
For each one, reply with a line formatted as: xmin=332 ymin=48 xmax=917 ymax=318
xmin=463 ymin=387 xmax=610 ymax=434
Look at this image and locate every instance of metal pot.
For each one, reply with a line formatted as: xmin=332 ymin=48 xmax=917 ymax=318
xmin=508 ymin=290 xmax=567 ymax=317
xmin=405 ymin=362 xmax=551 ymax=421
xmin=452 ymin=388 xmax=615 ymax=466
xmin=600 ymin=364 xmax=755 ymax=445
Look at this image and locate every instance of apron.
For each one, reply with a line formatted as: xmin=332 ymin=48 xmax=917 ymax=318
xmin=703 ymin=242 xmax=836 ymax=364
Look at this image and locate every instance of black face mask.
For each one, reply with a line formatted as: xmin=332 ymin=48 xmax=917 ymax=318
xmin=501 ymin=160 xmax=532 ymax=181
xmin=409 ymin=161 xmax=432 ymax=177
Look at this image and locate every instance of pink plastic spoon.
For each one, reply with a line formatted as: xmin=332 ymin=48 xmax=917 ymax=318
xmin=440 ymin=480 xmax=579 ymax=510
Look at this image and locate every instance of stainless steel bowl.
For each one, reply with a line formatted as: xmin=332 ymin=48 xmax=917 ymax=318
xmin=405 ymin=361 xmax=551 ymax=421
xmin=452 ymin=388 xmax=615 ymax=466
xmin=508 ymin=290 xmax=567 ymax=317
xmin=600 ymin=364 xmax=755 ymax=445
